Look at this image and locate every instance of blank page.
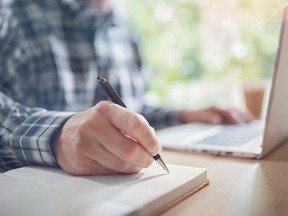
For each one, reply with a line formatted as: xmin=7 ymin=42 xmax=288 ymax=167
xmin=2 ymin=163 xmax=208 ymax=215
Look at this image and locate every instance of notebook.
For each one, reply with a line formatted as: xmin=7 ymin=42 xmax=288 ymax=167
xmin=0 ymin=163 xmax=208 ymax=216
xmin=157 ymin=6 xmax=288 ymax=159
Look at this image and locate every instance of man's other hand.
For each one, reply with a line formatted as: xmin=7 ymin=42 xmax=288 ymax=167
xmin=180 ymin=106 xmax=255 ymax=125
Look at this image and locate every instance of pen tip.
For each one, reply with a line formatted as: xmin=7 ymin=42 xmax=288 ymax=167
xmin=164 ymin=166 xmax=170 ymax=174
xmin=156 ymin=157 xmax=170 ymax=174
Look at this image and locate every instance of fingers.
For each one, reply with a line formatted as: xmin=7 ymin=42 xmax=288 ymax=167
xmin=235 ymin=109 xmax=255 ymax=123
xmin=105 ymin=103 xmax=161 ymax=156
xmin=96 ymin=127 xmax=154 ymax=168
xmin=210 ymin=106 xmax=238 ymax=124
xmin=81 ymin=116 xmax=153 ymax=169
xmin=179 ymin=106 xmax=256 ymax=126
xmin=211 ymin=106 xmax=255 ymax=124
xmin=80 ymin=137 xmax=145 ymax=174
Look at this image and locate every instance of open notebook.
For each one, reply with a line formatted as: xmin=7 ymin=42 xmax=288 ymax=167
xmin=0 ymin=163 xmax=208 ymax=216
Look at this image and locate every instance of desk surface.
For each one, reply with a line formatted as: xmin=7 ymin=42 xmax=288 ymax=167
xmin=161 ymin=141 xmax=288 ymax=216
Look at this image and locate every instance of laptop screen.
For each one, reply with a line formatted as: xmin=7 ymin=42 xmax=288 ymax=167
xmin=261 ymin=6 xmax=288 ymax=157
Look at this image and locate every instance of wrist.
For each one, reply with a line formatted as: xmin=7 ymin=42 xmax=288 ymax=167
xmin=51 ymin=128 xmax=63 ymax=163
xmin=179 ymin=109 xmax=204 ymax=124
xmin=179 ymin=109 xmax=192 ymax=124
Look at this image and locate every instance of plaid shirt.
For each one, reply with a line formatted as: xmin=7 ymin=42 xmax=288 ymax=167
xmin=0 ymin=0 xmax=180 ymax=172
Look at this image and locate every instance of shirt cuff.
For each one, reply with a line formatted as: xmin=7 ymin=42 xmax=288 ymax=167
xmin=9 ymin=110 xmax=74 ymax=167
xmin=141 ymin=105 xmax=182 ymax=130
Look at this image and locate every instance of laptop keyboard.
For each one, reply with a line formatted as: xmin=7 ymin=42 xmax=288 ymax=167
xmin=194 ymin=122 xmax=263 ymax=147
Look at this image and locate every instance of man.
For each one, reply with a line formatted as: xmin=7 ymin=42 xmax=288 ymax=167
xmin=0 ymin=0 xmax=253 ymax=175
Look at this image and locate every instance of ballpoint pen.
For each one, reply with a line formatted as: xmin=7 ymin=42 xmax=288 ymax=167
xmin=97 ymin=76 xmax=170 ymax=173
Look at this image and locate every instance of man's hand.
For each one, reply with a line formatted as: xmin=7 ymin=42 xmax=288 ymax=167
xmin=53 ymin=101 xmax=161 ymax=176
xmin=180 ymin=106 xmax=255 ymax=125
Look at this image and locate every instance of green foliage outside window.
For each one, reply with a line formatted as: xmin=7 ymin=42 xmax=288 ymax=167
xmin=125 ymin=0 xmax=281 ymax=99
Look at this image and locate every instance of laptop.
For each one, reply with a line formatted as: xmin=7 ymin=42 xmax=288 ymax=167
xmin=156 ymin=6 xmax=288 ymax=159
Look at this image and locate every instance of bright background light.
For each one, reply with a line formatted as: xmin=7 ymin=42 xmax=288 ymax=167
xmin=116 ymin=0 xmax=284 ymax=110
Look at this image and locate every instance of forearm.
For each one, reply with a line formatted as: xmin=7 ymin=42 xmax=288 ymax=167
xmin=140 ymin=105 xmax=181 ymax=130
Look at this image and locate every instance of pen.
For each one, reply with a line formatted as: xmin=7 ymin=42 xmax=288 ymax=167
xmin=97 ymin=76 xmax=170 ymax=173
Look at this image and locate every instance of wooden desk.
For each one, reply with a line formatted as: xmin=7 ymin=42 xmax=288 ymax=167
xmin=161 ymin=141 xmax=288 ymax=216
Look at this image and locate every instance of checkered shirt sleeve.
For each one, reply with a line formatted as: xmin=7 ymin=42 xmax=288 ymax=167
xmin=0 ymin=93 xmax=73 ymax=172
